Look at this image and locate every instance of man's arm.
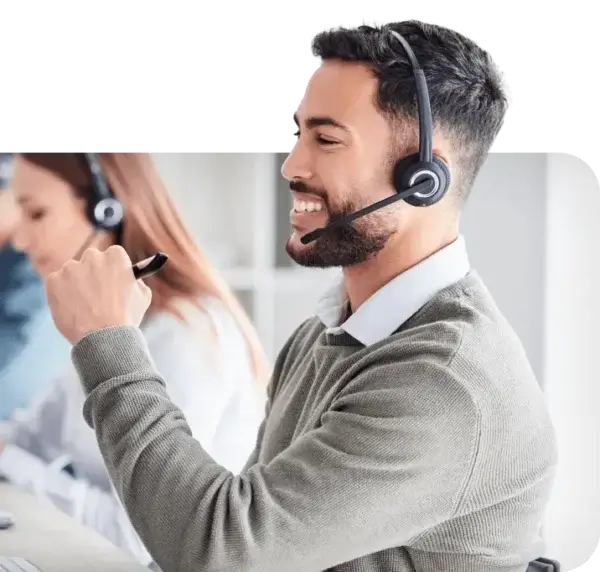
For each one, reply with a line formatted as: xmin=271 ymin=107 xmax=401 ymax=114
xmin=73 ymin=325 xmax=479 ymax=572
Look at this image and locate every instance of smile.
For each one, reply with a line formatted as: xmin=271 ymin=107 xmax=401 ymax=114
xmin=293 ymin=199 xmax=324 ymax=213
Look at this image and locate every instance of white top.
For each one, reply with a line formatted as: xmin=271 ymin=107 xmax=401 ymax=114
xmin=0 ymin=296 xmax=265 ymax=566
xmin=316 ymin=235 xmax=471 ymax=345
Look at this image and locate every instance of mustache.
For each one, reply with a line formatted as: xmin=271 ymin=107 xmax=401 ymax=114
xmin=289 ymin=181 xmax=328 ymax=204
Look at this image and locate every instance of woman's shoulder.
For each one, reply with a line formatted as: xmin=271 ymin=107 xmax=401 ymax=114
xmin=140 ymin=296 xmax=254 ymax=385
xmin=142 ymin=296 xmax=244 ymax=348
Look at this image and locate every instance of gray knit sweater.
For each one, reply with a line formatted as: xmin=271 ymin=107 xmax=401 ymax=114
xmin=72 ymin=271 xmax=558 ymax=571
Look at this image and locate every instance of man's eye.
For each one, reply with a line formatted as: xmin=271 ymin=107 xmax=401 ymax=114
xmin=293 ymin=131 xmax=338 ymax=145
xmin=317 ymin=136 xmax=337 ymax=145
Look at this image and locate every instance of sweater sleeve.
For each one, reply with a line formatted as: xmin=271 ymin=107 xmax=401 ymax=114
xmin=72 ymin=324 xmax=481 ymax=572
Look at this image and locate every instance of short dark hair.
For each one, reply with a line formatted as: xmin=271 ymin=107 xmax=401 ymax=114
xmin=311 ymin=20 xmax=508 ymax=203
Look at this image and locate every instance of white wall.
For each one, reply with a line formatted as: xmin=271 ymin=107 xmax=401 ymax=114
xmin=542 ymin=153 xmax=600 ymax=570
xmin=152 ymin=153 xmax=257 ymax=268
xmin=460 ymin=153 xmax=547 ymax=383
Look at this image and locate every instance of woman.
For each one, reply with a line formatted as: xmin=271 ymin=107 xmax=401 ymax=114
xmin=0 ymin=155 xmax=72 ymax=420
xmin=0 ymin=153 xmax=270 ymax=566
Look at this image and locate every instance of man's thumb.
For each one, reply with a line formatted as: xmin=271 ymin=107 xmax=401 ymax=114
xmin=137 ymin=280 xmax=153 ymax=301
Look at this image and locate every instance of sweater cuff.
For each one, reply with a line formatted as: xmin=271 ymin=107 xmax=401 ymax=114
xmin=71 ymin=325 xmax=156 ymax=395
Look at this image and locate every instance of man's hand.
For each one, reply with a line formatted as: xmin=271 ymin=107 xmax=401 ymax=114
xmin=45 ymin=245 xmax=152 ymax=345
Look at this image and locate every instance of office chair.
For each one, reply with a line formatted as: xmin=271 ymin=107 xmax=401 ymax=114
xmin=527 ymin=556 xmax=560 ymax=571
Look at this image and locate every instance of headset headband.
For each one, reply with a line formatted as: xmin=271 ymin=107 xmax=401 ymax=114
xmin=387 ymin=29 xmax=433 ymax=164
xmin=83 ymin=153 xmax=113 ymax=200
xmin=80 ymin=153 xmax=124 ymax=231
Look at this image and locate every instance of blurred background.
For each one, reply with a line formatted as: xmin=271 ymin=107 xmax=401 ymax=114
xmin=152 ymin=151 xmax=600 ymax=569
xmin=1 ymin=152 xmax=598 ymax=569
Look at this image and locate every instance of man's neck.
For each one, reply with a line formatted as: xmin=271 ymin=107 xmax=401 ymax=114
xmin=342 ymin=222 xmax=459 ymax=312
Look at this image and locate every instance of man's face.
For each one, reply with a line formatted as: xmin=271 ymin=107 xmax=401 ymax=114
xmin=282 ymin=60 xmax=404 ymax=268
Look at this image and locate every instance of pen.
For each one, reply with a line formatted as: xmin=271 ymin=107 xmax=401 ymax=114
xmin=132 ymin=252 xmax=168 ymax=279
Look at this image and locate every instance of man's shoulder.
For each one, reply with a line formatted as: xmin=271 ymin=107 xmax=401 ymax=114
xmin=379 ymin=274 xmax=555 ymax=449
xmin=353 ymin=272 xmax=544 ymax=410
xmin=391 ymin=270 xmax=531 ymax=371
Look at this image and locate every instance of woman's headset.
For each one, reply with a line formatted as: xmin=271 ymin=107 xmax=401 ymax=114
xmin=75 ymin=154 xmax=168 ymax=278
xmin=72 ymin=153 xmax=124 ymax=259
xmin=81 ymin=153 xmax=124 ymax=231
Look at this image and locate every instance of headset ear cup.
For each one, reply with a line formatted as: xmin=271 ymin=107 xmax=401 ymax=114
xmin=402 ymin=155 xmax=451 ymax=207
xmin=392 ymin=154 xmax=419 ymax=194
xmin=81 ymin=153 xmax=125 ymax=232
xmin=87 ymin=197 xmax=124 ymax=231
xmin=86 ymin=198 xmax=101 ymax=230
xmin=433 ymin=156 xmax=450 ymax=192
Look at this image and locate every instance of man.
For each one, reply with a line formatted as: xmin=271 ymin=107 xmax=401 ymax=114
xmin=0 ymin=154 xmax=70 ymax=419
xmin=43 ymin=21 xmax=558 ymax=572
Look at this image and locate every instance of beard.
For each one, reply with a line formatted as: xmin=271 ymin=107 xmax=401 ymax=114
xmin=285 ymin=181 xmax=397 ymax=268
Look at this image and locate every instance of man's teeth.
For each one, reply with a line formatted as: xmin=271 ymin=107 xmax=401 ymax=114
xmin=294 ymin=199 xmax=323 ymax=213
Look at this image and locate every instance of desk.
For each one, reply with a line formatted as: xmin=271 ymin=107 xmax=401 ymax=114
xmin=0 ymin=482 xmax=147 ymax=571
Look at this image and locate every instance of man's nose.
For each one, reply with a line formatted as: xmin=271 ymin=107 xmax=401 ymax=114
xmin=281 ymin=142 xmax=313 ymax=182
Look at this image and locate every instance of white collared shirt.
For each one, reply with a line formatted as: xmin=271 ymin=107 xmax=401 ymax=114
xmin=316 ymin=235 xmax=471 ymax=346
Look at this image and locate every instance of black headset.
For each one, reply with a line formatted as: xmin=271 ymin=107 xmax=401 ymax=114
xmin=387 ymin=29 xmax=450 ymax=207
xmin=81 ymin=153 xmax=124 ymax=231
xmin=300 ymin=29 xmax=451 ymax=245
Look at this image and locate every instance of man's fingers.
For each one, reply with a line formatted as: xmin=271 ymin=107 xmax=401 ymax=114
xmin=137 ymin=281 xmax=153 ymax=309
xmin=80 ymin=247 xmax=101 ymax=262
xmin=62 ymin=259 xmax=79 ymax=274
xmin=106 ymin=244 xmax=132 ymax=268
xmin=138 ymin=280 xmax=152 ymax=299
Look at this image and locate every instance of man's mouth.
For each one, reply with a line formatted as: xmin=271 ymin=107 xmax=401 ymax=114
xmin=289 ymin=191 xmax=328 ymax=233
xmin=291 ymin=191 xmax=326 ymax=213
xmin=293 ymin=198 xmax=324 ymax=213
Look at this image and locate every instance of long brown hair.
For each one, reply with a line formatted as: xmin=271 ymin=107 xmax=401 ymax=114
xmin=20 ymin=153 xmax=271 ymax=386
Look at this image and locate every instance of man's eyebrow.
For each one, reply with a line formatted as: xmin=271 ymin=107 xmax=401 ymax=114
xmin=293 ymin=113 xmax=351 ymax=134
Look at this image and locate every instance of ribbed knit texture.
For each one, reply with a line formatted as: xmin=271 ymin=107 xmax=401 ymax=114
xmin=72 ymin=271 xmax=558 ymax=571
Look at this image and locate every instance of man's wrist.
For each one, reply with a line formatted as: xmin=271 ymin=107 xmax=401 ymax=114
xmin=72 ymin=319 xmax=133 ymax=346
xmin=72 ymin=324 xmax=157 ymax=395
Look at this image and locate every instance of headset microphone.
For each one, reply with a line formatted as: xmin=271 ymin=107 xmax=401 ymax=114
xmin=300 ymin=178 xmax=435 ymax=244
xmin=299 ymin=28 xmax=451 ymax=246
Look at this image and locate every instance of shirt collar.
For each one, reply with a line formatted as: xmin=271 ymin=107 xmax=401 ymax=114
xmin=315 ymin=235 xmax=471 ymax=346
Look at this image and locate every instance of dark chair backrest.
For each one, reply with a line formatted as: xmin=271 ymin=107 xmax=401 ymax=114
xmin=527 ymin=557 xmax=560 ymax=571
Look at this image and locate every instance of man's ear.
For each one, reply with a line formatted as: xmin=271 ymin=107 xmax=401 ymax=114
xmin=431 ymin=134 xmax=452 ymax=169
